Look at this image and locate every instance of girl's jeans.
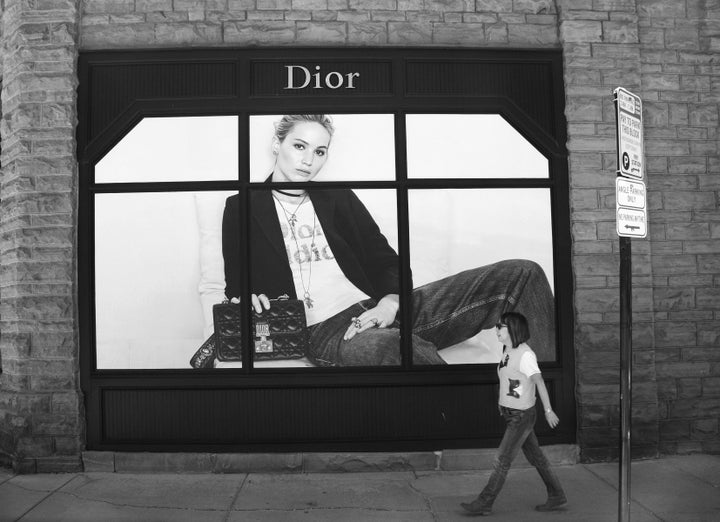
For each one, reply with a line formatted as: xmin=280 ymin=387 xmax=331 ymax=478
xmin=478 ymin=406 xmax=565 ymax=506
xmin=307 ymin=259 xmax=556 ymax=366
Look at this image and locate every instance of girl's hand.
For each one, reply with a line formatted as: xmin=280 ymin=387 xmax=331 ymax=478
xmin=545 ymin=409 xmax=560 ymax=429
xmin=343 ymin=294 xmax=399 ymax=341
xmin=229 ymin=294 xmax=271 ymax=313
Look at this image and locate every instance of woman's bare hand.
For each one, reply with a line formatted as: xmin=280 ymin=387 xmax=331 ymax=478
xmin=251 ymin=294 xmax=270 ymax=313
xmin=229 ymin=294 xmax=271 ymax=313
xmin=343 ymin=294 xmax=399 ymax=341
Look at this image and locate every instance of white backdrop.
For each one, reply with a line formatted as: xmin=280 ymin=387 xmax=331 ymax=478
xmin=406 ymin=114 xmax=548 ymax=179
xmin=96 ymin=116 xmax=238 ymax=183
xmin=94 ymin=115 xmax=553 ymax=369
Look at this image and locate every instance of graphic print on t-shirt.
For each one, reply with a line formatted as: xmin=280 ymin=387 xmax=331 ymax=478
xmin=273 ymin=197 xmax=369 ymax=326
xmin=499 ymin=353 xmax=509 ymax=369
xmin=507 ymin=378 xmax=521 ymax=399
xmin=279 ymin=220 xmax=334 ymax=265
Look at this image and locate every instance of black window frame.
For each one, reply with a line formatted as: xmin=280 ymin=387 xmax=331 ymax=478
xmin=78 ymin=48 xmax=575 ymax=451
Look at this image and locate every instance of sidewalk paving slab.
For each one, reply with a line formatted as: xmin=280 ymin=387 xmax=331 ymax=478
xmin=11 ymin=496 xmax=229 ymax=522
xmin=232 ymin=472 xmax=423 ymax=511
xmin=1 ymin=455 xmax=719 ymax=522
xmin=423 ymin=466 xmax=660 ymax=522
xmin=227 ymin=508 xmax=435 ymax=521
xmin=645 ymin=454 xmax=720 ymax=486
xmin=0 ymin=473 xmax=76 ymax=522
xmin=583 ymin=456 xmax=720 ymax=522
xmin=58 ymin=473 xmax=243 ymax=511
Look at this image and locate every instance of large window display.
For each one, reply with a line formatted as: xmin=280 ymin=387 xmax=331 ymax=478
xmin=93 ymin=113 xmax=556 ymax=370
xmin=80 ymin=49 xmax=573 ymax=452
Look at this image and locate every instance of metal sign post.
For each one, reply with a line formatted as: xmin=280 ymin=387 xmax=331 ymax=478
xmin=618 ymin=234 xmax=632 ymax=522
xmin=613 ymin=87 xmax=645 ymax=522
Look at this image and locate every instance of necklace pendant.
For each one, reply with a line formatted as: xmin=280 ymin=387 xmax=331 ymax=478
xmin=304 ymin=293 xmax=314 ymax=309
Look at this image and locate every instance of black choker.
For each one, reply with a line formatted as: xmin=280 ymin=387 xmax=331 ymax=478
xmin=274 ymin=189 xmax=305 ymax=197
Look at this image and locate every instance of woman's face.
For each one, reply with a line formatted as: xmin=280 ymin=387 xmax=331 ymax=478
xmin=272 ymin=122 xmax=331 ymax=183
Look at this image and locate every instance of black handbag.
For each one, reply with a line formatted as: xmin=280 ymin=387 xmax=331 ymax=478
xmin=213 ymin=295 xmax=309 ymax=361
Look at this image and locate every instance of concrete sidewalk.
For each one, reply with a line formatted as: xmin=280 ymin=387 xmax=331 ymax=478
xmin=1 ymin=454 xmax=719 ymax=521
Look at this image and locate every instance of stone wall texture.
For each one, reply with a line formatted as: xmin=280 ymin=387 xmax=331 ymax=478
xmin=0 ymin=0 xmax=83 ymax=473
xmin=1 ymin=0 xmax=718 ymax=471
xmin=636 ymin=0 xmax=720 ymax=457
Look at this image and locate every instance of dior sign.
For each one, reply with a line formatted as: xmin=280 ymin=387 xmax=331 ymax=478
xmin=284 ymin=65 xmax=360 ymax=90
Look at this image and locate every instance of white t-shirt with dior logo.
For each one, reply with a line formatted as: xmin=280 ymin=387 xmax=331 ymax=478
xmin=273 ymin=196 xmax=369 ymax=326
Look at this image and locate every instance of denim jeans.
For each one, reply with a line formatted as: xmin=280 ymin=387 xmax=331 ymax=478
xmin=477 ymin=406 xmax=564 ymax=506
xmin=307 ymin=259 xmax=556 ymax=366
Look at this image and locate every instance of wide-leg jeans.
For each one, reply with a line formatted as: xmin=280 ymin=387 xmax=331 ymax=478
xmin=307 ymin=259 xmax=556 ymax=366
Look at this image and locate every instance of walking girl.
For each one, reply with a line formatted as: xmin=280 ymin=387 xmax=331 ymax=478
xmin=461 ymin=312 xmax=567 ymax=516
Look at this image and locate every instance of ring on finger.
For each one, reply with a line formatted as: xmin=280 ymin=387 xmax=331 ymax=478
xmin=352 ymin=317 xmax=362 ymax=329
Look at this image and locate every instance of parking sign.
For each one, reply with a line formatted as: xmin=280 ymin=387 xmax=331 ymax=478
xmin=614 ymin=87 xmax=644 ymax=179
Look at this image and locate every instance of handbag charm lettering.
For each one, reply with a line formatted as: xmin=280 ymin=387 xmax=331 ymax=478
xmin=254 ymin=320 xmax=273 ymax=353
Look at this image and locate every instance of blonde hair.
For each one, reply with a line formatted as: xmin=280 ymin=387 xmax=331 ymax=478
xmin=274 ymin=114 xmax=335 ymax=142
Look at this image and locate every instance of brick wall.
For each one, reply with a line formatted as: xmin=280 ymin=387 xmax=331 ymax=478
xmin=637 ymin=0 xmax=720 ymax=455
xmin=0 ymin=0 xmax=83 ymax=472
xmin=561 ymin=0 xmax=720 ymax=460
xmin=77 ymin=0 xmax=560 ymax=48
xmin=1 ymin=0 xmax=718 ymax=471
xmin=559 ymin=0 xmax=660 ymax=462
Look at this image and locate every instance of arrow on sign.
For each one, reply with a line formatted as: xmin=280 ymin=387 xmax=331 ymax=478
xmin=624 ymin=225 xmax=640 ymax=231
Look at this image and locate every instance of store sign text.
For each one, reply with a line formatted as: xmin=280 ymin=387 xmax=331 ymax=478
xmin=284 ymin=65 xmax=360 ymax=90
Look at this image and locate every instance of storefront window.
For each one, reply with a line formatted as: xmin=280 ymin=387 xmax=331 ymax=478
xmin=249 ymin=114 xmax=396 ymax=182
xmin=405 ymin=113 xmax=554 ymax=364
xmin=406 ymin=114 xmax=548 ymax=179
xmin=95 ymin=190 xmax=235 ymax=369
xmin=409 ymin=188 xmax=555 ymax=364
xmin=79 ymin=49 xmax=573 ymax=451
xmin=92 ymin=113 xmax=558 ymax=369
xmin=95 ymin=116 xmax=238 ymax=183
xmin=94 ymin=115 xmax=239 ymax=369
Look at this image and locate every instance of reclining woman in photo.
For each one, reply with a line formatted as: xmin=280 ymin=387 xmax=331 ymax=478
xmin=222 ymin=114 xmax=556 ymax=366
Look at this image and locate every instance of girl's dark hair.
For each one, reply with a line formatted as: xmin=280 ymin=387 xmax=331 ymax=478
xmin=274 ymin=114 xmax=335 ymax=142
xmin=501 ymin=312 xmax=530 ymax=348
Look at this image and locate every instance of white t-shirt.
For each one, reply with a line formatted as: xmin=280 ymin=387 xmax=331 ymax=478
xmin=273 ymin=197 xmax=369 ymax=325
xmin=497 ymin=343 xmax=541 ymax=409
xmin=518 ymin=350 xmax=541 ymax=378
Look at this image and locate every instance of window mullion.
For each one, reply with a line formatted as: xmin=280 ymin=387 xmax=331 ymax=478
xmin=395 ymin=111 xmax=413 ymax=369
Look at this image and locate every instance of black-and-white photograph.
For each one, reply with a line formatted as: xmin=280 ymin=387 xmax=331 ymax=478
xmin=94 ymin=114 xmax=556 ymax=369
xmin=7 ymin=26 xmax=717 ymax=522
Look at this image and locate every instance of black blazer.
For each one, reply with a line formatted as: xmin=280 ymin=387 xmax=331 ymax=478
xmin=222 ymin=189 xmax=400 ymax=302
